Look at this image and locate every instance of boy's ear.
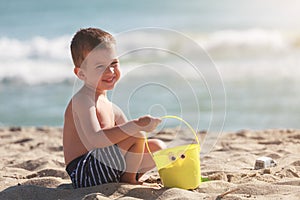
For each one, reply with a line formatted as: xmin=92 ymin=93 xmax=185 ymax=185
xmin=74 ymin=67 xmax=85 ymax=80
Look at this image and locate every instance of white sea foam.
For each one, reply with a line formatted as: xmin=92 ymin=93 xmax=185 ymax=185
xmin=0 ymin=29 xmax=299 ymax=85
xmin=0 ymin=36 xmax=73 ymax=85
xmin=199 ymin=29 xmax=291 ymax=58
xmin=0 ymin=36 xmax=71 ymax=60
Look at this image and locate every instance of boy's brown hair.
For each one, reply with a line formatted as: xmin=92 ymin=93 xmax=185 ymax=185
xmin=70 ymin=28 xmax=116 ymax=68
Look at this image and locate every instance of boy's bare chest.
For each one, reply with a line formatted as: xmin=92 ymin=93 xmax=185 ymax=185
xmin=96 ymin=100 xmax=115 ymax=128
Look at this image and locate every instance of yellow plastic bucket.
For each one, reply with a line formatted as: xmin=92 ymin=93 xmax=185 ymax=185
xmin=145 ymin=115 xmax=201 ymax=189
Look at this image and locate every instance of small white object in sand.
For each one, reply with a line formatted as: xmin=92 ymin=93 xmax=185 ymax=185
xmin=254 ymin=156 xmax=277 ymax=170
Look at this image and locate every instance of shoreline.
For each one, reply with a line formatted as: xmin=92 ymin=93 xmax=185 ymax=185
xmin=1 ymin=127 xmax=300 ymax=199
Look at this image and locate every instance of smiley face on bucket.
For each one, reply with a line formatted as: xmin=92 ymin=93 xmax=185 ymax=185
xmin=168 ymin=150 xmax=186 ymax=161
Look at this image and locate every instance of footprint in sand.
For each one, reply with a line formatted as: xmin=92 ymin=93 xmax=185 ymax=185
xmin=12 ymin=138 xmax=33 ymax=145
xmin=26 ymin=169 xmax=69 ymax=179
xmin=12 ymin=158 xmax=64 ymax=171
xmin=82 ymin=193 xmax=110 ymax=200
xmin=48 ymin=146 xmax=63 ymax=152
xmin=12 ymin=159 xmax=48 ymax=171
xmin=265 ymin=153 xmax=281 ymax=159
xmin=291 ymin=160 xmax=300 ymax=166
xmin=279 ymin=166 xmax=300 ymax=178
xmin=22 ymin=177 xmax=64 ymax=188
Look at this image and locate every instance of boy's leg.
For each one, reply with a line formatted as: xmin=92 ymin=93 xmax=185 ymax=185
xmin=117 ymin=132 xmax=145 ymax=184
xmin=136 ymin=139 xmax=166 ymax=180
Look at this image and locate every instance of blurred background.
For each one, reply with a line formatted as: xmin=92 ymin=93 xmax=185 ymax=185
xmin=0 ymin=0 xmax=299 ymax=132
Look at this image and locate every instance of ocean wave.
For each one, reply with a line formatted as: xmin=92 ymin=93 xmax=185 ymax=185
xmin=0 ymin=35 xmax=74 ymax=85
xmin=0 ymin=60 xmax=74 ymax=85
xmin=199 ymin=29 xmax=292 ymax=58
xmin=0 ymin=36 xmax=71 ymax=61
xmin=0 ymin=29 xmax=299 ymax=85
xmin=1 ymin=29 xmax=298 ymax=60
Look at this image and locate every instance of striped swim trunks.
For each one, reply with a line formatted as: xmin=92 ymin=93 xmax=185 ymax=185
xmin=66 ymin=145 xmax=126 ymax=188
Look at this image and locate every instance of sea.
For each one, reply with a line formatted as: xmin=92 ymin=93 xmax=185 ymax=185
xmin=1 ymin=0 xmax=300 ymax=134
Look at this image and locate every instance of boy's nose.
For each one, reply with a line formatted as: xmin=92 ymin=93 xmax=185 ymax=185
xmin=108 ymin=66 xmax=114 ymax=73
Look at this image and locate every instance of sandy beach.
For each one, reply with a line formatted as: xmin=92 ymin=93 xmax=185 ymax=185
xmin=0 ymin=127 xmax=299 ymax=200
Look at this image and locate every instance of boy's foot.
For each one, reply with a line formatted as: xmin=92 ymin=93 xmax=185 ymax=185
xmin=121 ymin=172 xmax=143 ymax=185
xmin=135 ymin=172 xmax=146 ymax=181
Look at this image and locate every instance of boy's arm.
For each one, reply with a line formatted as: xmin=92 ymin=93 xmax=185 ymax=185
xmin=113 ymin=103 xmax=128 ymax=125
xmin=72 ymin=94 xmax=161 ymax=150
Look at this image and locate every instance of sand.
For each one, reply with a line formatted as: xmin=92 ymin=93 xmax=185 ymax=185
xmin=1 ymin=127 xmax=300 ymax=200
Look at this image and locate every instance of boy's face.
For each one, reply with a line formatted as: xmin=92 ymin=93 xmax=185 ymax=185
xmin=77 ymin=47 xmax=120 ymax=92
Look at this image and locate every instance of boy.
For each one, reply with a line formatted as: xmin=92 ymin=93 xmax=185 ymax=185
xmin=63 ymin=28 xmax=165 ymax=188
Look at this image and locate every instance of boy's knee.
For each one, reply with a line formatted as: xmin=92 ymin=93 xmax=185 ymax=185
xmin=156 ymin=139 xmax=167 ymax=150
xmin=149 ymin=139 xmax=166 ymax=152
xmin=134 ymin=131 xmax=146 ymax=144
xmin=135 ymin=131 xmax=146 ymax=140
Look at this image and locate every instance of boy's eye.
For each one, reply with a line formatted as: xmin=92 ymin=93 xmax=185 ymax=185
xmin=96 ymin=65 xmax=105 ymax=68
xmin=110 ymin=61 xmax=119 ymax=67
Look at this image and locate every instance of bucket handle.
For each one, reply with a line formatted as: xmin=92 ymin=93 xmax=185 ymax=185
xmin=145 ymin=115 xmax=200 ymax=156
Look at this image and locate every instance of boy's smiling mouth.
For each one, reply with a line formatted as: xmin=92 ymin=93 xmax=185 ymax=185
xmin=102 ymin=75 xmax=116 ymax=83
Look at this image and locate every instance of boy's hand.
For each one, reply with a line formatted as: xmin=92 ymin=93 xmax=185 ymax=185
xmin=135 ymin=115 xmax=162 ymax=132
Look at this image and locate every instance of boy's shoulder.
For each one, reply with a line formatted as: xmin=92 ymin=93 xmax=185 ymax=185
xmin=71 ymin=87 xmax=95 ymax=108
